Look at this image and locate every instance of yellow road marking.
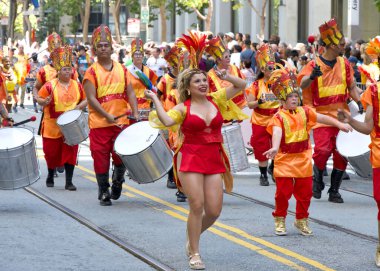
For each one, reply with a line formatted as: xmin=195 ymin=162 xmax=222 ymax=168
xmin=77 ymin=164 xmax=335 ymax=271
xmin=166 ymin=210 xmax=307 ymax=271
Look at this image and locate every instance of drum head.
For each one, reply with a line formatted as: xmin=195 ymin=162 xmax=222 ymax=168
xmin=114 ymin=121 xmax=159 ymax=155
xmin=0 ymin=128 xmax=34 ymax=150
xmin=336 ymin=114 xmax=370 ymax=157
xmin=57 ymin=110 xmax=82 ymax=125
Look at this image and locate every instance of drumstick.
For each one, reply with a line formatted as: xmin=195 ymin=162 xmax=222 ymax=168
xmin=13 ymin=116 xmax=37 ymax=127
xmin=114 ymin=113 xmax=138 ymax=121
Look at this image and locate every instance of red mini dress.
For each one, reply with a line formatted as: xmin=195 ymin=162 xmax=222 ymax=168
xmin=178 ymin=97 xmax=226 ymax=174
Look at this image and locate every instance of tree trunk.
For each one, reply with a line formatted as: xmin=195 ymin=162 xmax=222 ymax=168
xmin=205 ymin=0 xmax=213 ymax=31
xmin=23 ymin=0 xmax=32 ymax=39
xmin=110 ymin=0 xmax=121 ymax=43
xmin=82 ymin=0 xmax=91 ymax=43
xmin=159 ymin=5 xmax=167 ymax=42
xmin=8 ymin=0 xmax=18 ymax=41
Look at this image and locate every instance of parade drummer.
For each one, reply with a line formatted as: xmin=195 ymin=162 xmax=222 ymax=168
xmin=246 ymin=43 xmax=280 ymax=186
xmin=207 ymin=37 xmax=247 ymax=111
xmin=156 ymin=43 xmax=187 ymax=202
xmin=33 ymin=32 xmax=79 ymax=108
xmin=145 ymin=30 xmax=247 ymax=270
xmin=37 ymin=46 xmax=87 ymax=191
xmin=83 ymin=25 xmax=139 ymax=206
xmin=337 ymin=37 xmax=380 ymax=268
xmin=264 ymin=66 xmax=351 ymax=236
xmin=126 ymin=38 xmax=158 ymax=116
xmin=298 ymin=18 xmax=362 ymax=203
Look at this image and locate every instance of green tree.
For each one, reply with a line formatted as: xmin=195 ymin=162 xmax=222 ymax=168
xmin=176 ymin=0 xmax=213 ymax=31
xmin=375 ymin=0 xmax=380 ymax=12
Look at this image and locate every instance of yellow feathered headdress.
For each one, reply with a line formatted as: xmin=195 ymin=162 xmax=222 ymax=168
xmin=204 ymin=36 xmax=226 ymax=60
xmin=50 ymin=45 xmax=73 ymax=71
xmin=177 ymin=30 xmax=208 ymax=69
xmin=256 ymin=43 xmax=275 ymax=70
xmin=319 ymin=18 xmax=343 ymax=46
xmin=366 ymin=37 xmax=380 ymax=60
xmin=164 ymin=44 xmax=182 ymax=69
xmin=267 ymin=65 xmax=300 ymax=101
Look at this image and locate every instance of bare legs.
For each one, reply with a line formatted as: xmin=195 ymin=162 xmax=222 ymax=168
xmin=179 ymin=171 xmax=224 ymax=258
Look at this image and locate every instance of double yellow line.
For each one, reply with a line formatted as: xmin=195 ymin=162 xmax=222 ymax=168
xmin=77 ymin=164 xmax=335 ymax=271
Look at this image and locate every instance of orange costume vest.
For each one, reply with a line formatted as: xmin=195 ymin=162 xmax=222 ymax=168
xmin=157 ymin=73 xmax=178 ymax=111
xmin=84 ymin=61 xmax=130 ymax=128
xmin=40 ymin=78 xmax=84 ymax=138
xmin=276 ymin=106 xmax=310 ymax=153
xmin=247 ymin=79 xmax=279 ymax=125
xmin=208 ymin=65 xmax=247 ymax=108
xmin=310 ymin=56 xmax=351 ymax=107
xmin=127 ymin=65 xmax=158 ymax=109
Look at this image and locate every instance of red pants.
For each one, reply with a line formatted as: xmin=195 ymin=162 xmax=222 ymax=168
xmin=89 ymin=126 xmax=126 ymax=174
xmin=250 ymin=123 xmax=271 ymax=162
xmin=373 ymin=168 xmax=380 ymax=220
xmin=313 ymin=127 xmax=347 ymax=171
xmin=42 ymin=137 xmax=78 ymax=169
xmin=272 ymin=176 xmax=313 ymax=219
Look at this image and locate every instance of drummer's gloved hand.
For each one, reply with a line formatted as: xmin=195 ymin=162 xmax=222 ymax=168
xmin=357 ymin=101 xmax=364 ymax=114
xmin=309 ymin=65 xmax=323 ymax=80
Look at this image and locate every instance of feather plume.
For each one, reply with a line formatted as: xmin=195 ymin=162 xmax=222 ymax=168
xmin=205 ymin=36 xmax=226 ymax=60
xmin=177 ymin=30 xmax=207 ymax=69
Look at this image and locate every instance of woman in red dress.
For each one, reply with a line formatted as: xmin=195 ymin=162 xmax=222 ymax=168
xmin=146 ymin=68 xmax=246 ymax=270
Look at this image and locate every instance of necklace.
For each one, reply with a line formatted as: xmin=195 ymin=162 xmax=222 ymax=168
xmin=58 ymin=80 xmax=70 ymax=91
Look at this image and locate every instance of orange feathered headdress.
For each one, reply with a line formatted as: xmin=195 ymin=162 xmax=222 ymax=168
xmin=131 ymin=38 xmax=144 ymax=56
xmin=47 ymin=32 xmax=62 ymax=53
xmin=204 ymin=36 xmax=226 ymax=60
xmin=164 ymin=44 xmax=182 ymax=68
xmin=256 ymin=43 xmax=275 ymax=70
xmin=177 ymin=30 xmax=208 ymax=69
xmin=366 ymin=37 xmax=380 ymax=60
xmin=319 ymin=18 xmax=343 ymax=46
xmin=267 ymin=65 xmax=300 ymax=101
xmin=50 ymin=46 xmax=73 ymax=71
xmin=92 ymin=25 xmax=112 ymax=49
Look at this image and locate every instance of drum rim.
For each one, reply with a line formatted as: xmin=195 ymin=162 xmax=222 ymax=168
xmin=57 ymin=110 xmax=83 ymax=126
xmin=0 ymin=127 xmax=34 ymax=151
xmin=114 ymin=121 xmax=159 ymax=155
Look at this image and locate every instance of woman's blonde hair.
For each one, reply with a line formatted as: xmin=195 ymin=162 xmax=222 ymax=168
xmin=177 ymin=68 xmax=208 ymax=103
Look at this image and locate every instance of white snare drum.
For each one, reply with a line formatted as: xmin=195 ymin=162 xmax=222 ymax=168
xmin=57 ymin=110 xmax=89 ymax=146
xmin=336 ymin=114 xmax=372 ymax=178
xmin=222 ymin=123 xmax=250 ymax=173
xmin=240 ymin=106 xmax=253 ymax=151
xmin=114 ymin=121 xmax=173 ymax=184
xmin=0 ymin=128 xmax=40 ymax=189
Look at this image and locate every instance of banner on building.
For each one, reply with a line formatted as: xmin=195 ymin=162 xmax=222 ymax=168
xmin=348 ymin=0 xmax=359 ymax=26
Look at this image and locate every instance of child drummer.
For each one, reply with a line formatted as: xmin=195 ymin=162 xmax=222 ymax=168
xmin=263 ymin=66 xmax=351 ymax=236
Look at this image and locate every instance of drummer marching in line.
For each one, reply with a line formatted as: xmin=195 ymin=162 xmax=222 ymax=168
xmin=298 ymin=18 xmax=363 ymax=204
xmin=264 ymin=65 xmax=351 ymax=236
xmin=37 ymin=45 xmax=87 ymax=191
xmin=83 ymin=25 xmax=139 ymax=206
xmin=337 ymin=36 xmax=380 ymax=267
xmin=246 ymin=43 xmax=280 ymax=186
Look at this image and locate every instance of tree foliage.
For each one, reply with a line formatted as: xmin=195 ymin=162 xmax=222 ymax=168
xmin=375 ymin=0 xmax=380 ymax=12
